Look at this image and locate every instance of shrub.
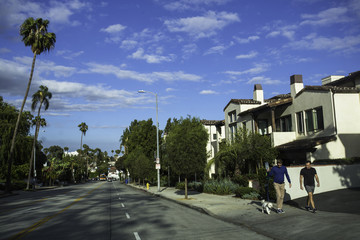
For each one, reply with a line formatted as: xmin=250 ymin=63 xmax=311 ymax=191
xmin=175 ymin=182 xmax=185 ymax=190
xmin=242 ymin=191 xmax=260 ymax=200
xmin=203 ymin=179 xmax=238 ymax=195
xmin=188 ymin=181 xmax=203 ymax=192
xmin=257 ymin=168 xmax=276 ymax=200
xmin=0 ymin=180 xmax=27 ymax=191
xmin=232 ymin=175 xmax=249 ymax=187
xmin=176 ymin=181 xmax=203 ymax=192
xmin=235 ymin=186 xmax=254 ymax=197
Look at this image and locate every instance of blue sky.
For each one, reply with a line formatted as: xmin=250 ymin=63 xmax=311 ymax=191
xmin=0 ymin=0 xmax=359 ymax=153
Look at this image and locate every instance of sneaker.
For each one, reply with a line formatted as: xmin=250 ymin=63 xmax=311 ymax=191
xmin=280 ymin=209 xmax=285 ymax=213
xmin=276 ymin=209 xmax=282 ymax=214
xmin=312 ymin=208 xmax=317 ymax=213
xmin=305 ymin=206 xmax=310 ymax=211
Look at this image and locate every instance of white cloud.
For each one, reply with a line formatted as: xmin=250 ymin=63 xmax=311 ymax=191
xmin=128 ymin=48 xmax=175 ymax=64
xmin=204 ymin=45 xmax=227 ymax=55
xmin=120 ymin=40 xmax=138 ymax=50
xmin=164 ymin=11 xmax=240 ymax=39
xmin=182 ymin=43 xmax=198 ymax=59
xmin=0 ymin=48 xmax=11 ymax=53
xmin=247 ymin=76 xmax=282 ymax=85
xmin=234 ymin=35 xmax=260 ymax=44
xmin=166 ymin=88 xmax=176 ymax=92
xmin=85 ymin=62 xmax=202 ymax=83
xmin=224 ymin=63 xmax=270 ymax=76
xmin=235 ymin=51 xmax=258 ymax=59
xmin=265 ymin=24 xmax=297 ymax=40
xmin=0 ymin=0 xmax=90 ymax=30
xmin=287 ymin=34 xmax=360 ymax=52
xmin=200 ymin=90 xmax=218 ymax=95
xmin=56 ymin=50 xmax=84 ymax=59
xmin=300 ymin=7 xmax=351 ymax=26
xmin=100 ymin=24 xmax=127 ymax=33
xmin=161 ymin=0 xmax=232 ymax=11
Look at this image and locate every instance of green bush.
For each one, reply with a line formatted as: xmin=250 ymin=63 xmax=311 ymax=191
xmin=242 ymin=191 xmax=260 ymax=200
xmin=235 ymin=186 xmax=254 ymax=197
xmin=0 ymin=180 xmax=27 ymax=191
xmin=176 ymin=181 xmax=203 ymax=192
xmin=189 ymin=181 xmax=203 ymax=192
xmin=231 ymin=175 xmax=249 ymax=187
xmin=258 ymin=168 xmax=276 ymax=200
xmin=175 ymin=182 xmax=185 ymax=190
xmin=203 ymin=179 xmax=238 ymax=195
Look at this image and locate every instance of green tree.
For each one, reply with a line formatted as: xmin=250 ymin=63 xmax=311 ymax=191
xmin=6 ymin=17 xmax=56 ymax=193
xmin=78 ymin=122 xmax=88 ymax=150
xmin=165 ymin=116 xmax=208 ymax=199
xmin=27 ymin=85 xmax=52 ymax=189
xmin=120 ymin=119 xmax=161 ymax=182
xmin=0 ymin=97 xmax=33 ymax=180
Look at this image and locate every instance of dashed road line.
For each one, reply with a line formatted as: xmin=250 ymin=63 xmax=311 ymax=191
xmin=125 ymin=213 xmax=130 ymax=219
xmin=121 ymin=203 xmax=125 ymax=208
xmin=9 ymin=182 xmax=106 ymax=240
xmin=134 ymin=232 xmax=141 ymax=240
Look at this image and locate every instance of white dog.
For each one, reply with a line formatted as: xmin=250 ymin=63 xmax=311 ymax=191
xmin=261 ymin=200 xmax=273 ymax=215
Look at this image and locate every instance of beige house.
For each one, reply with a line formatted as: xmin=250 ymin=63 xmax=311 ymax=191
xmin=201 ymin=120 xmax=225 ymax=178
xmin=223 ymin=71 xmax=360 ymax=165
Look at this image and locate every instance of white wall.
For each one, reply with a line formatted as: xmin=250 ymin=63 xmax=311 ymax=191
xmin=283 ymin=164 xmax=360 ymax=201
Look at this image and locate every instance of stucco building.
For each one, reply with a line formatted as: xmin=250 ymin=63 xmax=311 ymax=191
xmin=223 ymin=71 xmax=360 ymax=165
xmin=201 ymin=120 xmax=225 ymax=177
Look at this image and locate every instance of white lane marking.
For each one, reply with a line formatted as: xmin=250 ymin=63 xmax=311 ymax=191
xmin=126 ymin=213 xmax=130 ymax=219
xmin=134 ymin=232 xmax=141 ymax=240
xmin=119 ymin=197 xmax=121 ymax=200
xmin=121 ymin=203 xmax=125 ymax=208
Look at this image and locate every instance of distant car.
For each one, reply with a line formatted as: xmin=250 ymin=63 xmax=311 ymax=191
xmin=99 ymin=174 xmax=107 ymax=181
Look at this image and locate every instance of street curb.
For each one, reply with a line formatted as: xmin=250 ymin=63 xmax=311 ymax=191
xmin=124 ymin=184 xmax=277 ymax=240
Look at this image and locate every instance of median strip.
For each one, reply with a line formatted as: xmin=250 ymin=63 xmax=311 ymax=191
xmin=10 ymin=182 xmax=105 ymax=240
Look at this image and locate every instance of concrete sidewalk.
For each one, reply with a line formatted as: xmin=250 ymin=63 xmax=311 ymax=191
xmin=128 ymin=183 xmax=360 ymax=240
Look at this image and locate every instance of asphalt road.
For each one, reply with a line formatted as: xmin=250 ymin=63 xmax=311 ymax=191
xmin=0 ymin=182 xmax=270 ymax=240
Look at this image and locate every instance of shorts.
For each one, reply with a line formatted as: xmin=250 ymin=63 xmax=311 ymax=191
xmin=305 ymin=185 xmax=315 ymax=193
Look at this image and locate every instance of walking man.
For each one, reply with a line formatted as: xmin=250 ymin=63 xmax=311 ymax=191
xmin=300 ymin=160 xmax=320 ymax=213
xmin=268 ymin=159 xmax=292 ymax=214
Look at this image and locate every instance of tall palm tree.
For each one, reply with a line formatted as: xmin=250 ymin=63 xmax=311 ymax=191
xmin=6 ymin=17 xmax=56 ymax=193
xmin=78 ymin=122 xmax=88 ymax=180
xmin=78 ymin=122 xmax=88 ymax=151
xmin=26 ymin=85 xmax=52 ymax=189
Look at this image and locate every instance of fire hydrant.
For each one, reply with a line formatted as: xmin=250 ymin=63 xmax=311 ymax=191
xmin=146 ymin=182 xmax=150 ymax=190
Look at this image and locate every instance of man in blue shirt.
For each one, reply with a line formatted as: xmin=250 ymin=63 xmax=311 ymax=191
xmin=268 ymin=159 xmax=292 ymax=213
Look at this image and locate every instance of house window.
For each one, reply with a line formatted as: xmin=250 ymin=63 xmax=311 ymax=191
xmin=228 ymin=111 xmax=236 ymax=123
xmin=213 ymin=133 xmax=217 ymax=140
xmin=296 ymin=112 xmax=304 ymax=133
xmin=305 ymin=107 xmax=324 ymax=132
xmin=229 ymin=124 xmax=237 ymax=141
xmin=258 ymin=120 xmax=268 ymax=135
xmin=275 ymin=115 xmax=292 ymax=132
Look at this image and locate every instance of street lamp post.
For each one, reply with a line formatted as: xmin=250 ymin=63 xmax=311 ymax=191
xmin=138 ymin=90 xmax=160 ymax=192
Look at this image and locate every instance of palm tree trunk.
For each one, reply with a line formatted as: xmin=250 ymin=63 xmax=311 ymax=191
xmin=6 ymin=52 xmax=37 ymax=193
xmin=185 ymin=177 xmax=188 ymax=199
xmin=26 ymin=101 xmax=43 ymax=190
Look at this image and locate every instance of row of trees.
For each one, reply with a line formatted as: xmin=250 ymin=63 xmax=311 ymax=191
xmin=118 ymin=116 xmax=208 ymax=199
xmin=4 ymin=17 xmax=56 ymax=192
xmin=118 ymin=116 xmax=278 ymax=199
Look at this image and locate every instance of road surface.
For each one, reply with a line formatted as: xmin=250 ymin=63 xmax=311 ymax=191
xmin=0 ymin=181 xmax=270 ymax=240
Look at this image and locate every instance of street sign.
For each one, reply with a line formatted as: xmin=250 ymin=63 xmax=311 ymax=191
xmin=156 ymin=163 xmax=161 ymax=169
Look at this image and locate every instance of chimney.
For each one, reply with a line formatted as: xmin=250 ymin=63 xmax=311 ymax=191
xmin=253 ymin=84 xmax=264 ymax=103
xmin=290 ymin=75 xmax=303 ymax=97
